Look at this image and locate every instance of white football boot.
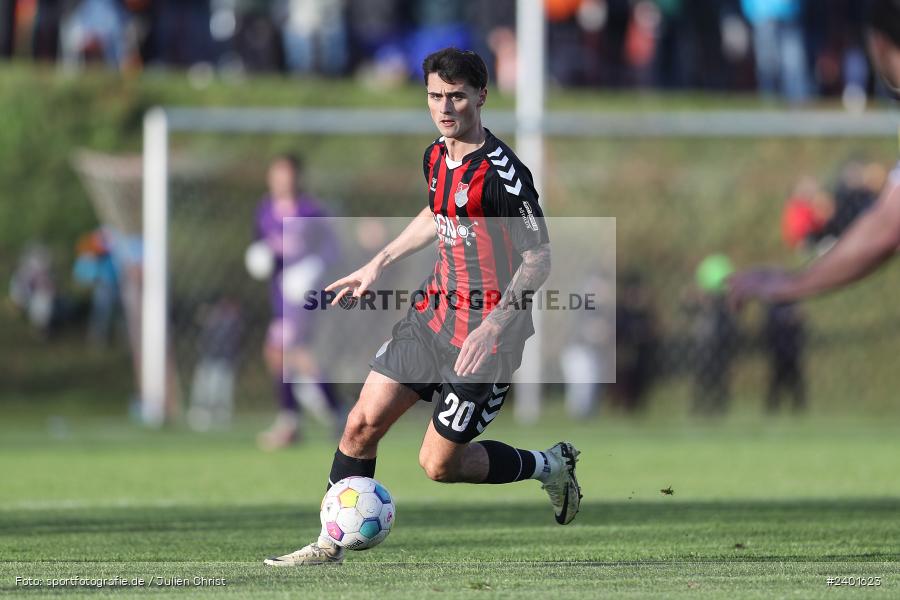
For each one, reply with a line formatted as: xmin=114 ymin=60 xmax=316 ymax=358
xmin=264 ymin=536 xmax=345 ymax=566
xmin=541 ymin=442 xmax=582 ymax=525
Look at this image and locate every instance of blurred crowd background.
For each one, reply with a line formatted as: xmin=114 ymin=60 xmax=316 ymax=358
xmin=0 ymin=0 xmax=888 ymax=104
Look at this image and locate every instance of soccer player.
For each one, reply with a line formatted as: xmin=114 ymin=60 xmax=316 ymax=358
xmin=729 ymin=0 xmax=900 ymax=308
xmin=251 ymin=154 xmax=344 ymax=450
xmin=264 ymin=48 xmax=581 ymax=566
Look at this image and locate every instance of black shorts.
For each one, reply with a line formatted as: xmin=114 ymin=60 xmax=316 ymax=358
xmin=370 ymin=312 xmax=523 ymax=443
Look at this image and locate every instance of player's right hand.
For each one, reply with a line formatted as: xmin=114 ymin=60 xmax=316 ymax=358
xmin=325 ymin=262 xmax=382 ymax=306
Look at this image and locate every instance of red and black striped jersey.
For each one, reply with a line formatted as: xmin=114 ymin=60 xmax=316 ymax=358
xmin=415 ymin=129 xmax=549 ymax=349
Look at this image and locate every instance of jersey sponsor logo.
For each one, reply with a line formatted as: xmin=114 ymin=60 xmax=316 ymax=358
xmin=434 ymin=214 xmax=478 ymax=247
xmin=454 ymin=181 xmax=469 ymax=207
xmin=519 ymin=201 xmax=539 ymax=232
xmin=430 ymin=176 xmax=438 ymax=192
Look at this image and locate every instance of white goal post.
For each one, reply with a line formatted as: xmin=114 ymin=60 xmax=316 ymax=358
xmin=141 ymin=108 xmax=169 ymax=427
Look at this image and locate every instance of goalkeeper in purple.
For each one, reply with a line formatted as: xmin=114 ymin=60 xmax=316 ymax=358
xmin=249 ymin=154 xmax=345 ymax=450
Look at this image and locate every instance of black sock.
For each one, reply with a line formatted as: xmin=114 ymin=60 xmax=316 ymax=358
xmin=477 ymin=440 xmax=537 ymax=484
xmin=327 ymin=449 xmax=376 ymax=490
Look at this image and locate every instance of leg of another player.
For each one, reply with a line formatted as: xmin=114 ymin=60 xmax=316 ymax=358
xmin=258 ymin=342 xmax=301 ymax=450
xmin=290 ymin=344 xmax=347 ymax=439
xmin=327 ymin=370 xmax=420 ymax=487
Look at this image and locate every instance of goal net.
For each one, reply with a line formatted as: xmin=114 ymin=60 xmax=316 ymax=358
xmin=139 ymin=107 xmax=900 ymax=426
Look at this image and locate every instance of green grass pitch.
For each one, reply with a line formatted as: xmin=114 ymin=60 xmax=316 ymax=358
xmin=1 ymin=408 xmax=898 ymax=598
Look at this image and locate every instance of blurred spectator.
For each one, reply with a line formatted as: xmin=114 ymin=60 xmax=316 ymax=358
xmin=346 ymin=0 xmax=408 ymax=82
xmin=741 ymin=0 xmax=811 ymax=102
xmin=598 ymin=0 xmax=632 ymax=87
xmin=821 ymin=158 xmax=884 ymax=240
xmin=560 ymin=271 xmax=614 ymax=418
xmin=624 ymin=0 xmax=659 ymax=86
xmin=187 ymin=297 xmax=244 ymax=431
xmin=686 ymin=254 xmax=738 ymax=416
xmin=609 ymin=270 xmax=658 ymax=413
xmin=146 ymin=0 xmax=214 ymax=68
xmin=781 ymin=176 xmax=829 ymax=251
xmin=405 ymin=0 xmax=470 ymax=79
xmin=232 ymin=0 xmax=284 ymax=72
xmin=466 ymin=0 xmax=515 ymax=89
xmin=98 ymin=225 xmax=181 ymax=422
xmin=486 ymin=24 xmax=516 ymax=92
xmin=802 ymin=0 xmax=869 ymax=109
xmin=546 ymin=0 xmax=585 ymax=86
xmin=31 ymin=0 xmax=63 ymax=61
xmin=574 ymin=0 xmax=607 ymax=87
xmin=0 ymin=0 xmax=887 ymax=102
xmin=279 ymin=0 xmax=348 ymax=75
xmin=720 ymin=0 xmax=756 ymax=89
xmin=72 ymin=228 xmax=120 ymax=346
xmin=101 ymin=227 xmax=143 ymax=369
xmin=0 ymin=0 xmax=13 ymax=57
xmin=59 ymin=0 xmax=128 ymax=70
xmin=763 ymin=301 xmax=806 ymax=414
xmin=9 ymin=242 xmax=60 ymax=338
xmin=687 ymin=0 xmax=730 ymax=89
xmin=654 ymin=0 xmax=731 ymax=90
xmin=654 ymin=0 xmax=689 ymax=88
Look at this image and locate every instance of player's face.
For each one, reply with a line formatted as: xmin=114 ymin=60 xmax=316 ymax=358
xmin=426 ymin=73 xmax=486 ymax=141
xmin=267 ymin=161 xmax=298 ymax=198
xmin=867 ymin=31 xmax=900 ymax=97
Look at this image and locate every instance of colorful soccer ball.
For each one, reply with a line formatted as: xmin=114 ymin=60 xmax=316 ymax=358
xmin=320 ymin=477 xmax=395 ymax=550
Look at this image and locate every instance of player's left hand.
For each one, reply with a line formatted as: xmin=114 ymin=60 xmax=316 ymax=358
xmin=727 ymin=268 xmax=795 ymax=310
xmin=454 ymin=321 xmax=500 ymax=377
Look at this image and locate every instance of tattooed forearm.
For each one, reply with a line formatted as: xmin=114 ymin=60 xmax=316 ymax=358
xmin=485 ymin=243 xmax=551 ymax=331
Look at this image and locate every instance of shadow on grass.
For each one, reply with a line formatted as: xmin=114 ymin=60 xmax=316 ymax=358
xmin=4 ymin=498 xmax=899 ymax=538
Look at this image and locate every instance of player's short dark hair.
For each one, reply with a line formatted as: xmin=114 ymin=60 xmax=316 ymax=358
xmin=422 ymin=48 xmax=488 ymax=90
xmin=271 ymin=153 xmax=304 ymax=173
xmin=867 ymin=0 xmax=900 ymax=47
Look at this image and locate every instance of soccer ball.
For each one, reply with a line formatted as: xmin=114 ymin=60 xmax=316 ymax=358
xmin=320 ymin=476 xmax=395 ymax=550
